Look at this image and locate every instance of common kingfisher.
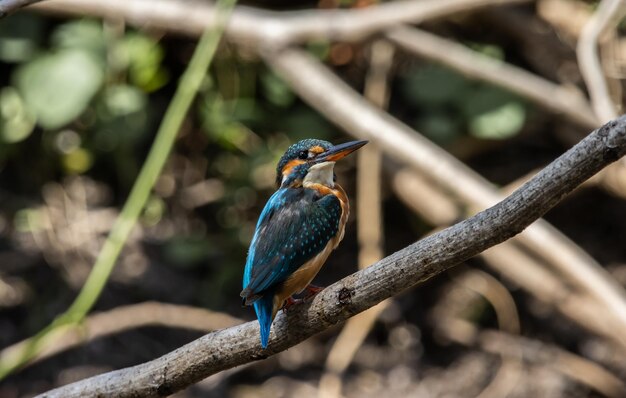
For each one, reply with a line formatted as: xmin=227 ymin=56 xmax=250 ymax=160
xmin=241 ymin=138 xmax=367 ymax=348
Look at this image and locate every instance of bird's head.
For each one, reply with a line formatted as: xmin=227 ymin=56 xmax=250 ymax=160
xmin=276 ymin=138 xmax=368 ymax=188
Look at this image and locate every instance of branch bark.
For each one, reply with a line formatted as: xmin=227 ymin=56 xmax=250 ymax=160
xmin=39 ymin=115 xmax=626 ymax=398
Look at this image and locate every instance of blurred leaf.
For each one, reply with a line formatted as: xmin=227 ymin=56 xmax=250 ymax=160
xmin=469 ymin=102 xmax=526 ymax=140
xmin=0 ymin=14 xmax=44 ymax=63
xmin=103 ymin=84 xmax=147 ymax=117
xmin=62 ymin=147 xmax=93 ymax=174
xmin=14 ymin=49 xmax=104 ymax=130
xmin=307 ymin=40 xmax=331 ymax=60
xmin=141 ymin=195 xmax=166 ymax=226
xmin=93 ymin=85 xmax=149 ymax=150
xmin=260 ymin=70 xmax=294 ymax=107
xmin=13 ymin=208 xmax=44 ymax=232
xmin=462 ymin=86 xmax=526 ymax=139
xmin=401 ymin=65 xmax=469 ymax=108
xmin=461 ymin=86 xmax=518 ymax=118
xmin=51 ymin=20 xmax=106 ymax=61
xmin=0 ymin=87 xmax=36 ymax=143
xmin=199 ymin=92 xmax=262 ymax=153
xmin=163 ymin=236 xmax=211 ymax=268
xmin=279 ymin=108 xmax=334 ymax=139
xmin=116 ymin=33 xmax=169 ymax=92
xmin=466 ymin=42 xmax=505 ymax=60
xmin=415 ymin=112 xmax=461 ymax=145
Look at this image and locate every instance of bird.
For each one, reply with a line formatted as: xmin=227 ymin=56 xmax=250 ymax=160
xmin=241 ymin=138 xmax=368 ymax=348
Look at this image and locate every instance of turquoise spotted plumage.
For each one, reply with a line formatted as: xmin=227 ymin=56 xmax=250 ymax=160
xmin=241 ymin=138 xmax=367 ymax=348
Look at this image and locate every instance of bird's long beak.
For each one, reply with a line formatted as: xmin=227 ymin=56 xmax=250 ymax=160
xmin=316 ymin=140 xmax=368 ymax=162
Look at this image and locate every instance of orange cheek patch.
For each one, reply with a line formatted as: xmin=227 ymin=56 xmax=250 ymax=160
xmin=282 ymin=159 xmax=306 ymax=178
xmin=310 ymin=146 xmax=325 ymax=155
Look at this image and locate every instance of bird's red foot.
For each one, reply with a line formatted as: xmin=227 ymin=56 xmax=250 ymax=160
xmin=282 ymin=296 xmax=301 ymax=313
xmin=303 ymin=284 xmax=324 ymax=301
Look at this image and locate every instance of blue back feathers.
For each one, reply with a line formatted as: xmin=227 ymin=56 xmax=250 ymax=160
xmin=243 ymin=187 xmax=341 ymax=299
xmin=241 ymin=187 xmax=342 ymax=348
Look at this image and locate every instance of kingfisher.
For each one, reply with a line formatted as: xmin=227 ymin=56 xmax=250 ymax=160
xmin=241 ymin=138 xmax=367 ymax=348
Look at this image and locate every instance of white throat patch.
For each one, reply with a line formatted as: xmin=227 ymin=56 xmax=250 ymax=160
xmin=303 ymin=161 xmax=335 ymax=188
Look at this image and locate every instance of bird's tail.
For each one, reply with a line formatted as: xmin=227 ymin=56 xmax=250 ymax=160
xmin=253 ymin=293 xmax=276 ymax=349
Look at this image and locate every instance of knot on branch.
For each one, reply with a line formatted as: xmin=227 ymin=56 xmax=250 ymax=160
xmin=598 ymin=116 xmax=626 ymax=161
xmin=337 ymin=287 xmax=354 ymax=306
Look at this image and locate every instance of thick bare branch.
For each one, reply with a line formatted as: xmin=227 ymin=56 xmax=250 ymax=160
xmin=32 ymin=0 xmax=529 ymax=46
xmin=264 ymin=47 xmax=626 ymax=333
xmin=0 ymin=0 xmax=43 ymax=18
xmin=39 ymin=115 xmax=626 ymax=398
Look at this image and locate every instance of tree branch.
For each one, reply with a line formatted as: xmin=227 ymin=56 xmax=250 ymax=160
xmin=32 ymin=0 xmax=529 ymax=46
xmin=0 ymin=0 xmax=43 ymax=18
xmin=39 ymin=114 xmax=626 ymax=398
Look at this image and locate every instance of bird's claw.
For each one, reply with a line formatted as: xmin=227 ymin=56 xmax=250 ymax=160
xmin=282 ymin=285 xmax=325 ymax=314
xmin=303 ymin=284 xmax=324 ymax=300
xmin=282 ymin=296 xmax=302 ymax=313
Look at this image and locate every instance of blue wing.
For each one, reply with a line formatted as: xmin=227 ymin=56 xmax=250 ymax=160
xmin=241 ymin=187 xmax=342 ymax=303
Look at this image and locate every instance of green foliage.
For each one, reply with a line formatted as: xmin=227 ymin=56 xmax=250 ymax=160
xmin=116 ymin=33 xmax=169 ymax=92
xmin=400 ymin=59 xmax=528 ymax=144
xmin=163 ymin=236 xmax=212 ymax=268
xmin=0 ymin=87 xmax=35 ymax=143
xmin=51 ymin=19 xmax=107 ymax=59
xmin=0 ymin=18 xmax=171 ymax=178
xmin=14 ymin=49 xmax=103 ymax=129
xmin=402 ymin=65 xmax=469 ymax=108
xmin=462 ymin=87 xmax=526 ymax=139
xmin=93 ymin=84 xmax=149 ymax=150
xmin=260 ymin=69 xmax=295 ymax=107
xmin=0 ymin=14 xmax=44 ymax=63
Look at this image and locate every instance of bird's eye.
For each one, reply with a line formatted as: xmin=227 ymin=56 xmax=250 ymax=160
xmin=297 ymin=150 xmax=308 ymax=160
